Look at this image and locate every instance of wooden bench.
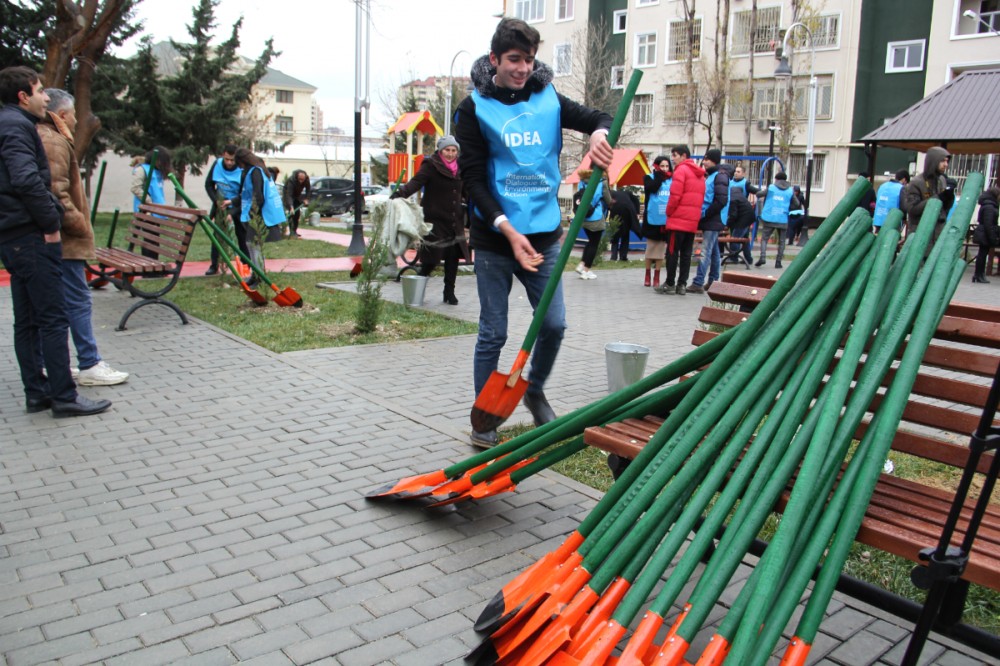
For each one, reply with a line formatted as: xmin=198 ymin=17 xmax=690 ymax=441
xmin=584 ymin=272 xmax=1000 ymax=597
xmin=91 ymin=202 xmax=204 ymax=330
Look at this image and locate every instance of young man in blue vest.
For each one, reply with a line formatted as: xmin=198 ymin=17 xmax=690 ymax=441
xmin=871 ymin=169 xmax=909 ymax=233
xmin=204 ymin=144 xmax=244 ymax=275
xmin=755 ymin=171 xmax=801 ymax=268
xmin=455 ymin=17 xmax=614 ymax=447
xmin=688 ymin=149 xmax=731 ymax=294
xmin=0 ymin=66 xmax=111 ymax=417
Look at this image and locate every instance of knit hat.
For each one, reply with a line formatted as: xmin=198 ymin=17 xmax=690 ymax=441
xmin=704 ymin=148 xmax=722 ymax=164
xmin=437 ymin=135 xmax=459 ymax=152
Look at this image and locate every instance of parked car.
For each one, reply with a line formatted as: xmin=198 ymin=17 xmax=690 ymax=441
xmin=310 ymin=177 xmax=360 ymax=216
xmin=362 ymin=186 xmax=394 ymax=213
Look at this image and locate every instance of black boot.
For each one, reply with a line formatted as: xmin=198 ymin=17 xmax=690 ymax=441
xmin=443 ymin=288 xmax=458 ymax=305
xmin=972 ymin=273 xmax=990 ymax=284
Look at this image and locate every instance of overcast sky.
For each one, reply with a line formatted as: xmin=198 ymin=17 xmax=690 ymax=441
xmin=123 ymin=0 xmax=504 ymax=134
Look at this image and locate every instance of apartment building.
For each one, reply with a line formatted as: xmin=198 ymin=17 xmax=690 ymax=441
xmin=515 ymin=0 xmax=999 ymax=218
xmin=399 ymin=75 xmax=473 ymax=112
xmin=255 ymin=68 xmax=319 ymax=146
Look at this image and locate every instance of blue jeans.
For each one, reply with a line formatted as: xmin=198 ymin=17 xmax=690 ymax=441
xmin=0 ymin=234 xmax=76 ymax=403
xmin=60 ymin=259 xmax=101 ymax=370
xmin=473 ymin=243 xmax=566 ymax=398
xmin=692 ymin=229 xmax=721 ymax=287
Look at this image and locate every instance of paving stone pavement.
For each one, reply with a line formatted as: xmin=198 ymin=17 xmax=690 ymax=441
xmin=1 ymin=257 xmax=996 ymax=666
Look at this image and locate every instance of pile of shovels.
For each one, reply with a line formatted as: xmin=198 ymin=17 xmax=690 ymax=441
xmin=168 ymin=174 xmax=303 ymax=308
xmin=368 ymin=170 xmax=985 ymax=665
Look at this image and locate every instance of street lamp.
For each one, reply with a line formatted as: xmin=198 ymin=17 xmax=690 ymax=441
xmin=774 ymin=21 xmax=817 ymax=224
xmin=964 ymin=9 xmax=1000 ymax=36
xmin=349 ymin=0 xmax=371 ymax=257
xmin=444 ymin=50 xmax=470 ymax=137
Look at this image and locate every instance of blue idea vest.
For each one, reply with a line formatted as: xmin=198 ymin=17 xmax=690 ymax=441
xmin=241 ymin=166 xmax=286 ymax=227
xmin=211 ymin=159 xmax=243 ymax=203
xmin=872 ymin=180 xmax=903 ymax=228
xmin=761 ymin=186 xmax=794 ymax=225
xmin=133 ymin=164 xmax=165 ymax=211
xmin=646 ymin=178 xmax=671 ymax=226
xmin=579 ymin=181 xmax=606 ymax=222
xmin=472 ymin=85 xmax=562 ymax=234
xmin=702 ymin=171 xmax=730 ymax=226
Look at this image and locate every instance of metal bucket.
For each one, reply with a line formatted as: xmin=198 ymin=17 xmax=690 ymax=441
xmin=309 ymin=211 xmax=321 ymax=226
xmin=605 ymin=342 xmax=650 ymax=393
xmin=401 ymin=275 xmax=428 ymax=307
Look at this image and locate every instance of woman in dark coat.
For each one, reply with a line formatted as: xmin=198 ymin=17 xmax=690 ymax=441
xmin=973 ymin=185 xmax=999 ymax=283
xmin=390 ymin=135 xmax=469 ymax=305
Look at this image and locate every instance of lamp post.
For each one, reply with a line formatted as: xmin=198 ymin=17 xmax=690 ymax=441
xmin=444 ymin=50 xmax=470 ymax=137
xmin=767 ymin=120 xmax=780 ymax=185
xmin=349 ymin=0 xmax=371 ymax=257
xmin=774 ymin=21 xmax=817 ymax=224
xmin=963 ymin=9 xmax=1000 ymax=36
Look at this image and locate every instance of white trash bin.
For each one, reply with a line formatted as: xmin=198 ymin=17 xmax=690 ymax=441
xmin=605 ymin=342 xmax=650 ymax=393
xmin=401 ymin=275 xmax=428 ymax=307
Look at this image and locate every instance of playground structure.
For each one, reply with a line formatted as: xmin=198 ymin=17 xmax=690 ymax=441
xmin=386 ymin=110 xmax=443 ymax=185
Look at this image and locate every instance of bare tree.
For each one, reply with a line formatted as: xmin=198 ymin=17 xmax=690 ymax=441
xmin=712 ymin=0 xmax=731 ymax=149
xmin=555 ymin=18 xmax=634 ymax=173
xmin=680 ymin=0 xmax=698 ymax=148
xmin=741 ymin=0 xmax=758 ymax=155
xmin=777 ymin=0 xmax=820 ymax=164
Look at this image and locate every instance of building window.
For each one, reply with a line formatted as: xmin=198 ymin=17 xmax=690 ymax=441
xmin=632 ymin=93 xmax=653 ymax=126
xmin=728 ymin=76 xmax=835 ymax=122
xmin=557 ymin=0 xmax=573 ymax=21
xmin=787 ymin=152 xmax=826 ymax=191
xmin=636 ymin=0 xmax=658 ymax=6
xmin=553 ymin=43 xmax=572 ymax=76
xmin=613 ymin=10 xmax=627 ymax=34
xmin=978 ymin=2 xmax=1000 ymax=34
xmin=635 ymin=32 xmax=657 ymax=67
xmin=276 ymin=116 xmax=293 ymax=134
xmin=811 ymin=14 xmax=840 ymax=48
xmin=668 ymin=18 xmax=702 ymax=62
xmin=886 ymin=40 xmax=925 ymax=73
xmin=611 ymin=66 xmax=625 ymax=89
xmin=731 ymin=6 xmax=781 ymax=56
xmin=514 ymin=0 xmax=544 ymax=22
xmin=663 ymin=84 xmax=687 ymax=124
xmin=276 ymin=89 xmax=293 ymax=104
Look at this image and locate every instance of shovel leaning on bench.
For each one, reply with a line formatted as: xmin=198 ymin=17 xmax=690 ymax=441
xmin=170 ymin=175 xmax=303 ymax=308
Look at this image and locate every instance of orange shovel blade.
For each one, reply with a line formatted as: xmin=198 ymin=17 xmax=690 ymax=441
xmin=364 ymin=469 xmax=448 ymax=500
xmin=471 ymin=351 xmax=531 ymax=432
xmin=271 ymin=285 xmax=304 ymax=308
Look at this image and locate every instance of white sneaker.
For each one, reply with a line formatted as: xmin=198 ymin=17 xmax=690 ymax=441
xmin=71 ymin=367 xmax=79 ymax=380
xmin=575 ymin=263 xmax=586 ymax=274
xmin=76 ymin=361 xmax=129 ymax=386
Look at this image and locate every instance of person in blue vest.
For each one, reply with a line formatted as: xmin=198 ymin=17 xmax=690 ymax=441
xmin=203 ymin=144 xmax=244 ymax=275
xmin=574 ymin=168 xmax=612 ymax=280
xmin=455 ymin=17 xmax=613 ymax=448
xmin=642 ymin=156 xmax=672 ymax=288
xmin=725 ymin=164 xmax=759 ymax=266
xmin=755 ymin=171 xmax=800 ymax=268
xmin=234 ymin=147 xmax=286 ymax=287
xmin=688 ymin=149 xmax=731 ymax=294
xmin=129 ymin=146 xmax=171 ymax=211
xmin=871 ymin=169 xmax=909 ymax=234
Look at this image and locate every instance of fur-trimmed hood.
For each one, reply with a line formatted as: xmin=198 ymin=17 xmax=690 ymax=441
xmin=469 ymin=54 xmax=554 ymax=97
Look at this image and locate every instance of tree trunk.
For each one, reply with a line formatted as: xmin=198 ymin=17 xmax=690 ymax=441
xmin=742 ymin=0 xmax=757 ymax=155
xmin=714 ymin=0 xmax=730 ymax=151
xmin=683 ymin=0 xmax=697 ymax=148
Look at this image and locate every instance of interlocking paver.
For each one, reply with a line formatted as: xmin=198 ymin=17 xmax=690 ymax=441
xmin=1 ymin=264 xmax=995 ymax=666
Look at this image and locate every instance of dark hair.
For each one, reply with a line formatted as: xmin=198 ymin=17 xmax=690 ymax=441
xmin=895 ymin=169 xmax=910 ymax=182
xmin=268 ymin=166 xmax=280 ymax=180
xmin=670 ymin=145 xmax=691 ymax=158
xmin=0 ymin=66 xmax=41 ymax=105
xmin=490 ymin=17 xmax=540 ymax=57
xmin=144 ymin=146 xmax=172 ymax=175
xmin=653 ymin=154 xmax=669 ymax=166
xmin=234 ymin=147 xmax=266 ymax=170
xmin=222 ymin=143 xmax=238 ymax=155
xmin=775 ymin=171 xmax=788 ymax=180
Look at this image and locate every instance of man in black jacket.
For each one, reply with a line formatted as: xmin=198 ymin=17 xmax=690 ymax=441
xmin=0 ymin=66 xmax=110 ymax=417
xmin=688 ymin=149 xmax=731 ymax=294
xmin=456 ymin=17 xmax=613 ymax=447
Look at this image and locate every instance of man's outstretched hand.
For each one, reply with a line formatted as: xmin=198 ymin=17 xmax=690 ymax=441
xmin=589 ymin=130 xmax=614 ymax=170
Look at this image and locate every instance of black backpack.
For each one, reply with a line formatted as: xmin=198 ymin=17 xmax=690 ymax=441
xmin=573 ymin=188 xmax=597 ymax=218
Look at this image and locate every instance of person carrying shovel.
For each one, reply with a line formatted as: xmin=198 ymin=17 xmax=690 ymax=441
xmin=455 ymin=17 xmax=613 ymax=447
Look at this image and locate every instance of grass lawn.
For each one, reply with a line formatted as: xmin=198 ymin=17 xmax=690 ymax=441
xmin=140 ymin=270 xmax=477 ymax=353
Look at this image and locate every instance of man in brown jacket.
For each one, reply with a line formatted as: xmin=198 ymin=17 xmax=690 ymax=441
xmin=38 ymin=89 xmax=128 ymax=386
